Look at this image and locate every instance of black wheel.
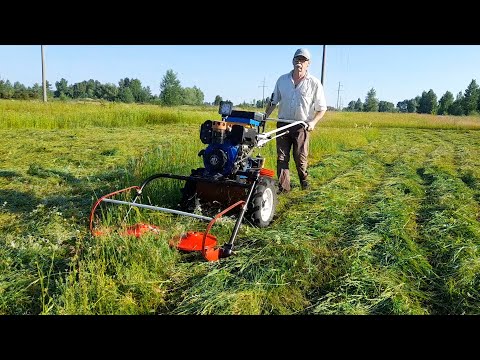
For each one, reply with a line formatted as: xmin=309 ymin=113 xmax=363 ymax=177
xmin=246 ymin=176 xmax=277 ymax=227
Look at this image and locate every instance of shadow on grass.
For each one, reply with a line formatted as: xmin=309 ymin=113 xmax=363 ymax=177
xmin=0 ymin=166 xmax=131 ymax=226
xmin=0 ymin=189 xmax=39 ymax=213
xmin=27 ymin=164 xmax=81 ymax=184
xmin=0 ymin=165 xmax=137 ymax=314
xmin=0 ymin=170 xmax=20 ymax=179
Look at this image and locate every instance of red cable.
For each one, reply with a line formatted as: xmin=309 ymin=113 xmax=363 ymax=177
xmin=201 ymin=200 xmax=245 ymax=255
xmin=89 ymin=186 xmax=141 ymax=236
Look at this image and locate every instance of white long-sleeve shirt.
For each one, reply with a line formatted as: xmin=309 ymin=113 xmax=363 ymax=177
xmin=271 ymin=70 xmax=327 ymax=124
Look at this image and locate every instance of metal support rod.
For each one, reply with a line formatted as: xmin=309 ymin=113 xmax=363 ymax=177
xmin=221 ymin=175 xmax=259 ymax=257
xmin=101 ymin=198 xmax=213 ymax=222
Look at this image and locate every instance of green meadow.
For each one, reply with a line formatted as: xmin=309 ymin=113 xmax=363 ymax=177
xmin=1 ymin=100 xmax=479 ymax=315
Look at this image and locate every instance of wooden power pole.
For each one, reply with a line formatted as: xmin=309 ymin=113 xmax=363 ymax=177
xmin=41 ymin=45 xmax=47 ymax=102
xmin=321 ymin=45 xmax=326 ymax=86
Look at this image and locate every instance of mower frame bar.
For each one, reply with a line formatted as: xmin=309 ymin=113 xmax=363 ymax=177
xmin=101 ymin=198 xmax=214 ymax=222
xmin=138 ymin=173 xmax=251 ymax=194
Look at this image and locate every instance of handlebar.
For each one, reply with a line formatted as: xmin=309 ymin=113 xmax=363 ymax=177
xmin=256 ymin=119 xmax=307 ymax=147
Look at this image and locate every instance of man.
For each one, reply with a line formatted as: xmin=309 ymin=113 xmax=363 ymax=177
xmin=264 ymin=47 xmax=327 ymax=192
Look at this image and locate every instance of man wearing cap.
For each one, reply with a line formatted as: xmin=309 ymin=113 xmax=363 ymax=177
xmin=264 ymin=47 xmax=327 ymax=192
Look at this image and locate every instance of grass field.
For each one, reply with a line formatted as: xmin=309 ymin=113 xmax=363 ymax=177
xmin=1 ymin=100 xmax=479 ymax=315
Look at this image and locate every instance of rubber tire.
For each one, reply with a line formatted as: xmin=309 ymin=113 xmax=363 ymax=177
xmin=246 ymin=176 xmax=278 ymax=228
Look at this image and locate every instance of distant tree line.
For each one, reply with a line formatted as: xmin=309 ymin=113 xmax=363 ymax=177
xmin=0 ymin=69 xmax=210 ymax=106
xmin=0 ymin=67 xmax=276 ymax=110
xmin=9 ymin=66 xmax=478 ymax=116
xmin=344 ymin=79 xmax=480 ymax=116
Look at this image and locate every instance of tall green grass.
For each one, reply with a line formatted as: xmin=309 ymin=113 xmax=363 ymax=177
xmin=325 ymin=111 xmax=480 ymax=130
xmin=2 ymin=100 xmax=480 ymax=130
xmin=0 ymin=100 xmax=218 ymax=129
xmin=1 ymin=100 xmax=480 ymax=315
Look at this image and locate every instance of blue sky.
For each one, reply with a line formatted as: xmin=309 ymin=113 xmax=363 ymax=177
xmin=1 ymin=45 xmax=480 ymax=108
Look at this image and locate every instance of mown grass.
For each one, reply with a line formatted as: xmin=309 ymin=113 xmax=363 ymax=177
xmin=1 ymin=100 xmax=479 ymax=315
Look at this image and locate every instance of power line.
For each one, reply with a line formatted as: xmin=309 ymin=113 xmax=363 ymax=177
xmin=336 ymin=82 xmax=343 ymax=110
xmin=259 ymin=77 xmax=267 ymax=107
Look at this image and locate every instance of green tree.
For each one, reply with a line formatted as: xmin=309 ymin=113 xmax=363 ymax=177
xmin=354 ymin=98 xmax=363 ymax=112
xmin=346 ymin=100 xmax=356 ymax=111
xmin=448 ymin=91 xmax=464 ymax=116
xmin=159 ymin=69 xmax=183 ymax=106
xmin=426 ymin=89 xmax=438 ymax=114
xmin=13 ymin=81 xmax=28 ymax=99
xmin=0 ymin=79 xmax=14 ymax=99
xmin=408 ymin=97 xmax=420 ymax=113
xmin=45 ymin=80 xmax=54 ymax=99
xmin=183 ymin=86 xmax=204 ymax=105
xmin=86 ymin=79 xmax=98 ymax=98
xmin=99 ymin=83 xmax=118 ymax=102
xmin=462 ymin=79 xmax=479 ymax=115
xmin=54 ymin=78 xmax=70 ymax=98
xmin=437 ymin=91 xmax=454 ymax=115
xmin=396 ymin=99 xmax=409 ymax=113
xmin=122 ymin=78 xmax=151 ymax=103
xmin=118 ymin=87 xmax=135 ymax=103
xmin=193 ymin=86 xmax=204 ymax=105
xmin=417 ymin=89 xmax=437 ymax=114
xmin=118 ymin=77 xmax=132 ymax=89
xmin=378 ymin=101 xmax=395 ymax=112
xmin=256 ymin=97 xmax=269 ymax=108
xmin=30 ymin=83 xmax=42 ymax=99
xmin=213 ymin=95 xmax=223 ymax=106
xmin=363 ymin=88 xmax=379 ymax=112
xmin=72 ymin=81 xmax=88 ymax=99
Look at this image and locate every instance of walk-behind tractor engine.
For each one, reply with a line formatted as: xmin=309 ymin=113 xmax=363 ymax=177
xmin=180 ymin=101 xmax=275 ymax=226
xmin=89 ymin=101 xmax=306 ymax=261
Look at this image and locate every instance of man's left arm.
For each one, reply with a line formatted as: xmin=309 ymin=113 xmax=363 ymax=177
xmin=306 ymin=109 xmax=326 ymax=131
xmin=306 ymin=81 xmax=328 ymax=131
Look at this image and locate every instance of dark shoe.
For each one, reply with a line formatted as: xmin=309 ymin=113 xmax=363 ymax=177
xmin=301 ymin=180 xmax=310 ymax=190
xmin=277 ymin=186 xmax=290 ymax=194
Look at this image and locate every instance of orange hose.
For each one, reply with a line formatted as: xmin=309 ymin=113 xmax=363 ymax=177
xmin=89 ymin=186 xmax=141 ymax=236
xmin=201 ymin=200 xmax=245 ymax=256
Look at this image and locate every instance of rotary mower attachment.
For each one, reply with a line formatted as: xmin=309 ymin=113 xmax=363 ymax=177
xmin=89 ymin=170 xmax=266 ymax=262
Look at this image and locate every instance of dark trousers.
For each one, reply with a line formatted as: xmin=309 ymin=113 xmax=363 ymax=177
xmin=276 ymin=123 xmax=309 ymax=191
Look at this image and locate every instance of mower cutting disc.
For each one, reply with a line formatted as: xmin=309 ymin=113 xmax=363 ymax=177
xmin=124 ymin=223 xmax=162 ymax=238
xmin=175 ymin=231 xmax=218 ymax=252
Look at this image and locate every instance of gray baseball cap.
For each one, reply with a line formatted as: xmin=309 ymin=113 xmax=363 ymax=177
xmin=293 ymin=48 xmax=311 ymax=60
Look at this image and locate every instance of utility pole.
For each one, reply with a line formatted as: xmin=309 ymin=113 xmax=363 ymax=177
xmin=41 ymin=45 xmax=47 ymax=102
xmin=336 ymin=82 xmax=343 ymax=110
xmin=321 ymin=45 xmax=326 ymax=86
xmin=258 ymin=77 xmax=267 ymax=108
